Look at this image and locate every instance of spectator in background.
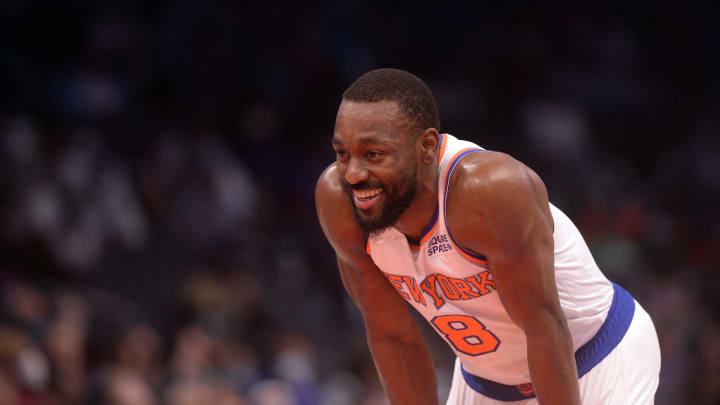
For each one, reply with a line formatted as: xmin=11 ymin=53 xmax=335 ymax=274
xmin=1 ymin=2 xmax=719 ymax=404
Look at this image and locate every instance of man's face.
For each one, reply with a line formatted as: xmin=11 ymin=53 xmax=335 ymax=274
xmin=332 ymin=100 xmax=420 ymax=234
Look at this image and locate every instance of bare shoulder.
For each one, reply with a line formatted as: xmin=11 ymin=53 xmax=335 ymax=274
xmin=315 ymin=163 xmax=345 ymax=206
xmin=315 ymin=163 xmax=367 ymax=261
xmin=448 ymin=151 xmax=545 ymax=197
xmin=446 ymin=151 xmax=553 ymax=259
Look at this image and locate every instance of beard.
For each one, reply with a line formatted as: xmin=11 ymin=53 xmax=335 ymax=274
xmin=341 ymin=163 xmax=419 ymax=235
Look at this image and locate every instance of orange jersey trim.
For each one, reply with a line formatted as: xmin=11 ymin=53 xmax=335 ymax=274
xmin=438 ymin=133 xmax=448 ymax=165
xmin=442 ymin=147 xmax=490 ymax=267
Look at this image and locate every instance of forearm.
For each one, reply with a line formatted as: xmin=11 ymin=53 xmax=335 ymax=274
xmin=331 ymin=255 xmax=438 ymax=404
xmin=526 ymin=324 xmax=581 ymax=405
xmin=367 ymin=332 xmax=440 ymax=405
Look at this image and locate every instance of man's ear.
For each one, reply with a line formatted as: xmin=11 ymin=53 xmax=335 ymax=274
xmin=419 ymin=128 xmax=440 ymax=164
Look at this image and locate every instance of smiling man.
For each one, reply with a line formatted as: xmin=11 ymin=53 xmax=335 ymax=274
xmin=315 ymin=68 xmax=660 ymax=405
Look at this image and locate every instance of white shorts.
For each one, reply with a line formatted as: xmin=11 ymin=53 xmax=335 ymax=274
xmin=446 ymin=300 xmax=661 ymax=405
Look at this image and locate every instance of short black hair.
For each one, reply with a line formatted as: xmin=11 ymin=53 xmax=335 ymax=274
xmin=342 ymin=68 xmax=441 ymax=131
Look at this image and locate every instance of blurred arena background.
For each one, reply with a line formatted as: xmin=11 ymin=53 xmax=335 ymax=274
xmin=1 ymin=1 xmax=719 ymax=404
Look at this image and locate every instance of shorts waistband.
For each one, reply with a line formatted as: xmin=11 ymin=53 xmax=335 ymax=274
xmin=461 ymin=282 xmax=635 ymax=402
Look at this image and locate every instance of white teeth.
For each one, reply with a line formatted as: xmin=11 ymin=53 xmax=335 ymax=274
xmin=354 ymin=188 xmax=382 ymax=199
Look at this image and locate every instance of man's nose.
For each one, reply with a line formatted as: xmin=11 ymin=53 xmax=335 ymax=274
xmin=344 ymin=159 xmax=369 ymax=185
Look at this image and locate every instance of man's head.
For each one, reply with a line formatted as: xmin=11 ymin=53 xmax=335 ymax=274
xmin=342 ymin=68 xmax=441 ymax=131
xmin=332 ymin=69 xmax=441 ymax=234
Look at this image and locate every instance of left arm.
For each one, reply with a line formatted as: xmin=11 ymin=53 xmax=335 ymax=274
xmin=447 ymin=153 xmax=580 ymax=405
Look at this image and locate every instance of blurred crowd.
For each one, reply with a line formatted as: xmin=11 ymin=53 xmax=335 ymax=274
xmin=0 ymin=121 xmax=397 ymax=405
xmin=1 ymin=1 xmax=719 ymax=405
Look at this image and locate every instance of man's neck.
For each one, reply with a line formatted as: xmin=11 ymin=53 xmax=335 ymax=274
xmin=392 ymin=166 xmax=439 ymax=241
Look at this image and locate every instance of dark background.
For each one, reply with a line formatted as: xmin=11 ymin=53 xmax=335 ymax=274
xmin=1 ymin=1 xmax=718 ymax=404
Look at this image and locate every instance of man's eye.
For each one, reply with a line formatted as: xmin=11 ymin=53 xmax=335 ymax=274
xmin=335 ymin=150 xmax=348 ymax=159
xmin=367 ymin=151 xmax=383 ymax=159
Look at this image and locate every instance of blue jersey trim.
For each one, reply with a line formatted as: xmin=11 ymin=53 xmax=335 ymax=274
xmin=447 ymin=233 xmax=489 ymax=262
xmin=407 ymin=203 xmax=439 ymax=246
xmin=442 ymin=149 xmax=489 ymax=262
xmin=575 ymin=282 xmax=635 ymax=377
xmin=461 ymin=282 xmax=635 ymax=401
xmin=443 ymin=149 xmax=484 ymax=203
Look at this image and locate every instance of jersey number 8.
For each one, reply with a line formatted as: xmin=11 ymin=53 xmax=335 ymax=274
xmin=431 ymin=315 xmax=500 ymax=356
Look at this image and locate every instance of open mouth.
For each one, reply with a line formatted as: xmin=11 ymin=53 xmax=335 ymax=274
xmin=353 ymin=188 xmax=383 ymax=210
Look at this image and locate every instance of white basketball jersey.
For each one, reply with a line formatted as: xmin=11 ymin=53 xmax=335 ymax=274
xmin=366 ymin=134 xmax=615 ymax=385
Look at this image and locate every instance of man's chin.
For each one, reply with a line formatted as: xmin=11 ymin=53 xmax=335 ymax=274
xmin=356 ymin=221 xmax=392 ymax=235
xmin=350 ymin=187 xmax=416 ymax=235
xmin=353 ymin=208 xmax=391 ymax=234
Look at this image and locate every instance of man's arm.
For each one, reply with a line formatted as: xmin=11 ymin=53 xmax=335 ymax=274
xmin=447 ymin=153 xmax=581 ymax=405
xmin=316 ymin=164 xmax=439 ymax=405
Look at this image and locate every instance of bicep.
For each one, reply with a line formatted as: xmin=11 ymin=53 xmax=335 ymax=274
xmin=487 ymin=173 xmax=558 ymax=332
xmin=486 ymin=224 xmax=561 ymax=337
xmin=450 ymin=158 xmax=563 ymax=335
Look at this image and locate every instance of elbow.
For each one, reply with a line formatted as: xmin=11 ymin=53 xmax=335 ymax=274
xmin=520 ymin=305 xmax=572 ymax=341
xmin=365 ymin=327 xmax=423 ymax=350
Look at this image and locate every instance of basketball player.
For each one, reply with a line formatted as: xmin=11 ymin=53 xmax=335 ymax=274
xmin=315 ymin=68 xmax=660 ymax=404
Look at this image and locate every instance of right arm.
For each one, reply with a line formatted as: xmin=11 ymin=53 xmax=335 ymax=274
xmin=316 ymin=164 xmax=439 ymax=405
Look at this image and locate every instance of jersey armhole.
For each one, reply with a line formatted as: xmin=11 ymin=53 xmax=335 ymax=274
xmin=442 ymin=148 xmax=490 ymax=266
